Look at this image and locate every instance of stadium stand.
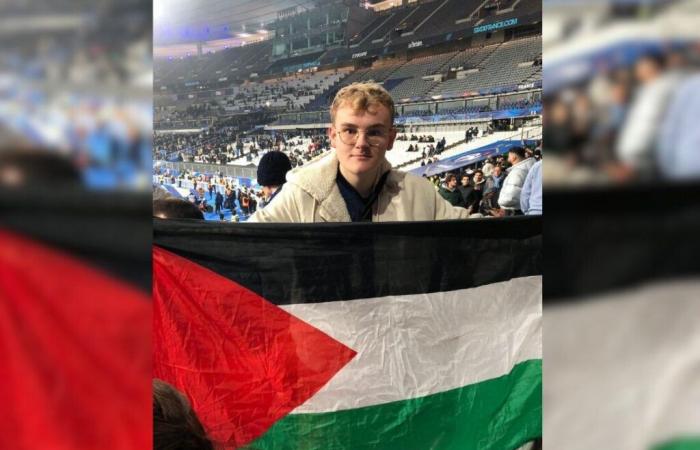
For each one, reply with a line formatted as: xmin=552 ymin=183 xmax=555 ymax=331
xmin=153 ymin=0 xmax=542 ymax=220
xmin=430 ymin=36 xmax=542 ymax=96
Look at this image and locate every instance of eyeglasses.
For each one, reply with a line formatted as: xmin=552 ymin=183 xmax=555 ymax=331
xmin=336 ymin=127 xmax=390 ymax=147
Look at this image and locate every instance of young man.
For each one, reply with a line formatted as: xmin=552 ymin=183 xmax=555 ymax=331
xmin=457 ymin=173 xmax=471 ymax=204
xmin=464 ymin=170 xmax=485 ymax=214
xmin=249 ymin=82 xmax=469 ymax=222
xmin=498 ymin=146 xmax=536 ymax=214
xmin=438 ymin=173 xmax=463 ymax=207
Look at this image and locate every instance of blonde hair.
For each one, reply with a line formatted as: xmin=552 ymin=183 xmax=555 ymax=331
xmin=330 ymin=82 xmax=395 ymax=124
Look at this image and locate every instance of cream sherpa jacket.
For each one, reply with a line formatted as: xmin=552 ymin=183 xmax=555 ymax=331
xmin=249 ymin=150 xmax=470 ymax=222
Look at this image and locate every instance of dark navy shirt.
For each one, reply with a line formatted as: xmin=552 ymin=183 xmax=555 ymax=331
xmin=336 ymin=172 xmax=371 ymax=222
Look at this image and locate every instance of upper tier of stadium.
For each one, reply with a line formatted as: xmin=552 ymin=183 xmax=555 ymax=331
xmin=154 ymin=0 xmax=541 ymax=130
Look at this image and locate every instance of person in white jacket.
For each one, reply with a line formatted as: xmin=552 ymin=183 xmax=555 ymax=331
xmin=249 ymin=82 xmax=470 ymax=223
xmin=498 ymin=146 xmax=535 ymax=214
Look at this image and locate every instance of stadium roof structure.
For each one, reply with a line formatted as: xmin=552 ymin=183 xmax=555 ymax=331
xmin=154 ymin=0 xmax=310 ymax=47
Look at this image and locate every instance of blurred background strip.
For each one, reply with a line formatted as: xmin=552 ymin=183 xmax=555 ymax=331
xmin=543 ymin=0 xmax=700 ymax=449
xmin=0 ymin=0 xmax=152 ymax=448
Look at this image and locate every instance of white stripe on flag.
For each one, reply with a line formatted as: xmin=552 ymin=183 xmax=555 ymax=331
xmin=281 ymin=275 xmax=542 ymax=413
xmin=544 ymin=278 xmax=700 ymax=450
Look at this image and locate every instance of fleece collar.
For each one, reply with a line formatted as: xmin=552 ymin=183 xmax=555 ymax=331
xmin=286 ymin=150 xmax=394 ymax=221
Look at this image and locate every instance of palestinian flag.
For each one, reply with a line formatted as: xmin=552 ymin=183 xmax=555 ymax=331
xmin=153 ymin=217 xmax=542 ymax=449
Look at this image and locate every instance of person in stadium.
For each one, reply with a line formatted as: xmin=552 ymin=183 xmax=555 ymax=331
xmin=256 ymin=151 xmax=292 ymax=208
xmin=615 ymin=51 xmax=684 ymax=180
xmin=520 ymin=159 xmax=542 ymax=215
xmin=223 ymin=187 xmax=234 ymax=210
xmin=153 ymin=379 xmax=214 ymax=450
xmin=481 ymin=157 xmax=495 ymax=178
xmin=656 ymin=73 xmax=700 ymax=180
xmin=241 ymin=193 xmax=250 ymax=216
xmin=249 ymin=82 xmax=470 ymax=222
xmin=498 ymin=146 xmax=535 ymax=215
xmin=479 ymin=187 xmax=501 ymax=217
xmin=439 ymin=173 xmax=464 ymax=207
xmin=249 ymin=192 xmax=258 ymax=214
xmin=485 ymin=164 xmax=506 ymax=197
xmin=457 ymin=173 xmax=471 ymax=202
xmin=464 ymin=170 xmax=485 ymax=214
xmin=215 ymin=190 xmax=224 ymax=214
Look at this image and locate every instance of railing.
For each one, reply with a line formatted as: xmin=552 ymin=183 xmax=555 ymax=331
xmin=520 ymin=125 xmax=542 ymax=142
xmin=155 ymin=161 xmax=257 ymax=179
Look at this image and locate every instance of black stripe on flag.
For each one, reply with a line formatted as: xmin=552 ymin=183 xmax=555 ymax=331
xmin=1 ymin=187 xmax=152 ymax=292
xmin=544 ymin=183 xmax=700 ymax=302
xmin=154 ymin=216 xmax=541 ymax=305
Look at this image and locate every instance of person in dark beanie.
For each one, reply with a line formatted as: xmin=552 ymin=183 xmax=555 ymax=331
xmin=256 ymin=151 xmax=292 ymax=207
xmin=153 ymin=379 xmax=214 ymax=450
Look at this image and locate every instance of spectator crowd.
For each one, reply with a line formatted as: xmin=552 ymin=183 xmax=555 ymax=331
xmin=154 ymin=126 xmax=331 ymax=168
xmin=432 ymin=142 xmax=542 ymax=216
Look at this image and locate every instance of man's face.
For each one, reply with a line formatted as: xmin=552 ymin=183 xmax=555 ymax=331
xmin=448 ymin=177 xmax=457 ymax=189
xmin=507 ymin=152 xmax=518 ymax=165
xmin=493 ymin=166 xmax=502 ymax=177
xmin=329 ymin=104 xmax=396 ymax=178
xmin=635 ymin=57 xmax=660 ymax=84
xmin=461 ymin=176 xmax=469 ymax=186
xmin=474 ymin=172 xmax=483 ymax=183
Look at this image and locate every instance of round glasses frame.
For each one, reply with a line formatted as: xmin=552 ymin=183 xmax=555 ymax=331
xmin=336 ymin=127 xmax=390 ymax=147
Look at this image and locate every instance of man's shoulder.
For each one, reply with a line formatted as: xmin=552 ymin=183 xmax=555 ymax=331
xmin=528 ymin=160 xmax=542 ymax=175
xmin=286 ymin=153 xmax=337 ymax=201
xmin=509 ymin=159 xmax=534 ymax=176
xmin=389 ymin=169 xmax=428 ymax=186
xmin=387 ymin=169 xmax=437 ymax=196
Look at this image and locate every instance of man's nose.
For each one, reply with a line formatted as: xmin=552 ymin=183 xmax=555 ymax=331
xmin=354 ymin=131 xmax=370 ymax=148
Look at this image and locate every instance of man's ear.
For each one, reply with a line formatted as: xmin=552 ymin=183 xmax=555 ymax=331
xmin=386 ymin=127 xmax=398 ymax=151
xmin=328 ymin=125 xmax=336 ymax=148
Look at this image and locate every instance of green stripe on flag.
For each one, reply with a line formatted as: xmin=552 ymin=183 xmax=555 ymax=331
xmin=652 ymin=438 xmax=700 ymax=450
xmin=246 ymin=359 xmax=541 ymax=450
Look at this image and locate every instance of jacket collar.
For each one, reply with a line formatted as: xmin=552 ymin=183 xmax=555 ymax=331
xmin=510 ymin=158 xmax=533 ymax=171
xmin=287 ymin=150 xmax=393 ymax=221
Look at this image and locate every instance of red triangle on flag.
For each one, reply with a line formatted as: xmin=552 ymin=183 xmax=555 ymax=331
xmin=153 ymin=246 xmax=357 ymax=449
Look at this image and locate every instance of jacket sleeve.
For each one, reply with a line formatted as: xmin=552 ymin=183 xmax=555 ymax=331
xmin=520 ymin=161 xmax=542 ymax=214
xmin=247 ymin=185 xmax=303 ymax=223
xmin=520 ymin=170 xmax=532 ymax=213
xmin=433 ymin=189 xmax=471 ymax=220
xmin=498 ymin=171 xmax=523 ymax=209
